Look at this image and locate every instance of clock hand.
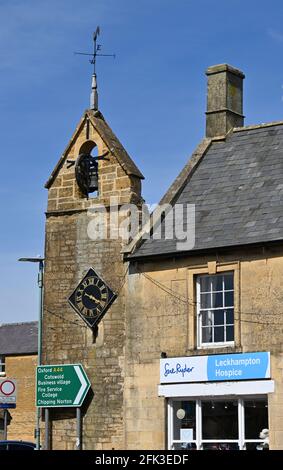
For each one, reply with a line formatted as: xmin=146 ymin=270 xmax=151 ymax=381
xmin=84 ymin=292 xmax=102 ymax=303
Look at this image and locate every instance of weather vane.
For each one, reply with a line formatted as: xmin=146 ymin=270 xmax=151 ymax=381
xmin=74 ymin=27 xmax=115 ymax=110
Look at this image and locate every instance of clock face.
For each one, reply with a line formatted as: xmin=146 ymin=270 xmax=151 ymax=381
xmin=68 ymin=268 xmax=117 ymax=329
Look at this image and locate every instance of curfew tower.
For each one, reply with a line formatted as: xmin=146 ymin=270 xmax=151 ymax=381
xmin=42 ymin=33 xmax=144 ymax=449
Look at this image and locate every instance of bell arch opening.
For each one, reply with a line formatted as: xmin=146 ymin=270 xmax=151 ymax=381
xmin=78 ymin=141 xmax=99 ymax=198
xmin=79 ymin=140 xmax=98 ymax=155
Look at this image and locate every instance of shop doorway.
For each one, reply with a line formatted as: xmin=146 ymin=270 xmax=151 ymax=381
xmin=168 ymin=396 xmax=268 ymax=450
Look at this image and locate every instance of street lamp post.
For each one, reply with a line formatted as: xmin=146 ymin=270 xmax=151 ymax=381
xmin=18 ymin=257 xmax=44 ymax=451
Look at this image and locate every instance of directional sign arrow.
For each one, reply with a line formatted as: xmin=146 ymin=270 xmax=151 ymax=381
xmin=73 ymin=365 xmax=89 ymax=405
xmin=36 ymin=364 xmax=91 ymax=408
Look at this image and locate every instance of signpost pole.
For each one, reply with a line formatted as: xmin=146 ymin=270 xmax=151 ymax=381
xmin=76 ymin=407 xmax=82 ymax=450
xmin=45 ymin=408 xmax=50 ymax=450
xmin=18 ymin=257 xmax=44 ymax=450
xmin=3 ymin=409 xmax=8 ymax=440
xmin=36 ymin=260 xmax=44 ymax=450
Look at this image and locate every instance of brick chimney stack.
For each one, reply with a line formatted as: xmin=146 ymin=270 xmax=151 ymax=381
xmin=206 ymin=64 xmax=245 ymax=137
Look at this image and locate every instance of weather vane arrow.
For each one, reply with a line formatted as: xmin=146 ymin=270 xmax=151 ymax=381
xmin=74 ymin=27 xmax=115 ymax=110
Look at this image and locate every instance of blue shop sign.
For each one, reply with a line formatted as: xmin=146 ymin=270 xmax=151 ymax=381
xmin=160 ymin=352 xmax=270 ymax=384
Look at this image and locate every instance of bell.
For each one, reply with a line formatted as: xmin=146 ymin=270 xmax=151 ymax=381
xmin=88 ymin=170 xmax=98 ymax=192
xmin=75 ymin=153 xmax=103 ymax=195
xmin=88 ymin=158 xmax=99 ymax=193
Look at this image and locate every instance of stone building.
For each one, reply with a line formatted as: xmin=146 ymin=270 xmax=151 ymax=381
xmin=42 ymin=63 xmax=283 ymax=450
xmin=42 ymin=104 xmax=144 ymax=449
xmin=0 ymin=322 xmax=37 ymax=441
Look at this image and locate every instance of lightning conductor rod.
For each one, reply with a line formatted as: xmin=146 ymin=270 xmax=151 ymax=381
xmin=90 ymin=27 xmax=99 ymax=111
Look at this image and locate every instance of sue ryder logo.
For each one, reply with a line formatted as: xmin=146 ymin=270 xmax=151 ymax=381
xmin=163 ymin=362 xmax=194 ymax=378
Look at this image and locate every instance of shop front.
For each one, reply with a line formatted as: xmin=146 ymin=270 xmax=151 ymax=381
xmin=158 ymin=352 xmax=274 ymax=450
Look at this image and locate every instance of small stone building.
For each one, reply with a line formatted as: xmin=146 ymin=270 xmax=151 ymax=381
xmin=0 ymin=322 xmax=38 ymax=441
xmin=42 ymin=64 xmax=283 ymax=450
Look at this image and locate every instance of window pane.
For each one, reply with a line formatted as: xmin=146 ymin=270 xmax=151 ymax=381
xmin=224 ymin=274 xmax=234 ymax=290
xmin=201 ymin=311 xmax=212 ymax=326
xmin=226 ymin=325 xmax=234 ymax=342
xmin=0 ymin=355 xmax=5 ymax=373
xmin=244 ymin=399 xmax=268 ymax=440
xmin=245 ymin=442 xmax=266 ymax=450
xmin=200 ymin=276 xmax=211 ymax=292
xmin=211 ymin=275 xmax=223 ymax=292
xmin=172 ymin=442 xmax=197 ymax=450
xmin=173 ymin=401 xmax=196 ymax=441
xmin=226 ymin=309 xmax=234 ymax=324
xmin=198 ymin=273 xmax=235 ymax=348
xmin=214 ymin=326 xmax=224 ymax=342
xmin=202 ymin=400 xmax=238 ymax=439
xmin=200 ymin=293 xmax=211 ymax=309
xmin=202 ymin=327 xmax=212 ymax=343
xmin=212 ymin=292 xmax=223 ymax=308
xmin=202 ymin=443 xmax=239 ymax=450
xmin=214 ymin=310 xmax=224 ymax=325
xmin=225 ymin=291 xmax=234 ymax=307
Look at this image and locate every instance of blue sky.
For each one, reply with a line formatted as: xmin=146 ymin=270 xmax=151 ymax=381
xmin=0 ymin=0 xmax=283 ymax=323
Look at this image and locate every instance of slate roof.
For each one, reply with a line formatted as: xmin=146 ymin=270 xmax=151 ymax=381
xmin=0 ymin=321 xmax=38 ymax=355
xmin=45 ymin=110 xmax=143 ymax=189
xmin=131 ymin=122 xmax=283 ymax=258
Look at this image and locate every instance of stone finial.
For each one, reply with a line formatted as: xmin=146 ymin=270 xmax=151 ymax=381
xmin=205 ymin=64 xmax=245 ymax=137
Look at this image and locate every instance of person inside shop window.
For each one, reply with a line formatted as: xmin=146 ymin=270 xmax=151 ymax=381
xmin=186 ymin=442 xmax=197 ymax=450
xmin=180 ymin=442 xmax=197 ymax=450
xmin=256 ymin=428 xmax=269 ymax=450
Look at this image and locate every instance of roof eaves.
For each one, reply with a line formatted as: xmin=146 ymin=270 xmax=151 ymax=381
xmin=0 ymin=321 xmax=38 ymax=328
xmin=127 ymin=238 xmax=283 ymax=262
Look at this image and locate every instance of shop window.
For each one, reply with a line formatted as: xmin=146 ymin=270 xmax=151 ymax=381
xmin=197 ymin=273 xmax=234 ymax=348
xmin=244 ymin=398 xmax=269 ymax=450
xmin=202 ymin=400 xmax=238 ymax=440
xmin=172 ymin=401 xmax=196 ymax=449
xmin=168 ymin=397 xmax=269 ymax=450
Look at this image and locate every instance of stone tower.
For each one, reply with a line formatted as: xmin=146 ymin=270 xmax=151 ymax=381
xmin=42 ymin=106 xmax=144 ymax=449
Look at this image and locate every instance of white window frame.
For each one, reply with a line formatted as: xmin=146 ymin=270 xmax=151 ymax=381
xmin=0 ymin=355 xmax=5 ymax=375
xmin=168 ymin=395 xmax=268 ymax=450
xmin=197 ymin=272 xmax=235 ymax=348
